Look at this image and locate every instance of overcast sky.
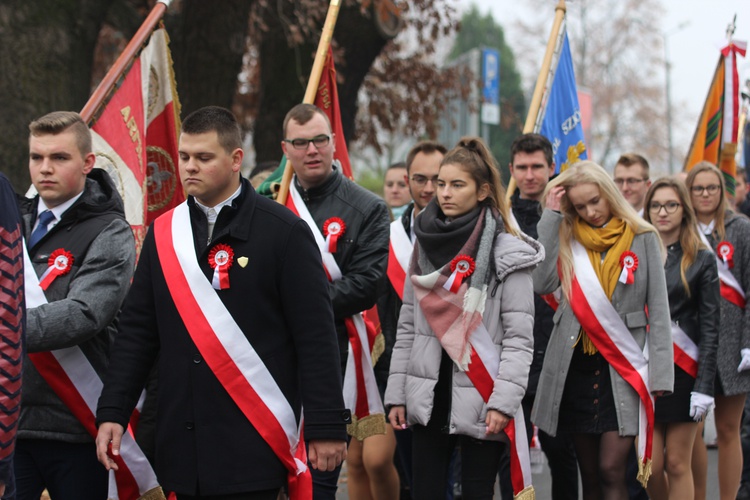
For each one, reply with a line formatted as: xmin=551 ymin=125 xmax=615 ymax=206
xmin=459 ymin=0 xmax=750 ymax=153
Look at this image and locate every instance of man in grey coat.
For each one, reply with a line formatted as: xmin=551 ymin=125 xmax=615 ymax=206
xmin=17 ymin=111 xmax=135 ymax=500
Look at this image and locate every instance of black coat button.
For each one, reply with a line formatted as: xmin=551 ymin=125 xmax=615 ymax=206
xmin=193 ymin=354 xmax=202 ymax=364
xmin=186 ymin=421 xmax=194 ymax=430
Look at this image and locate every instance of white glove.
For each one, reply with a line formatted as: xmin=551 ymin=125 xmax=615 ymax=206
xmin=738 ymin=348 xmax=750 ymax=372
xmin=689 ymin=392 xmax=715 ymax=422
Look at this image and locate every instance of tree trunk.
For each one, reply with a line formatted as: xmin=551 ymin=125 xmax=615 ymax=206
xmin=0 ymin=0 xmax=113 ymax=191
xmin=254 ymin=2 xmax=389 ymax=164
xmin=165 ymin=0 xmax=254 ymax=117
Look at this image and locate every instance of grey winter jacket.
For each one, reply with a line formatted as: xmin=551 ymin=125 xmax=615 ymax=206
xmin=20 ymin=171 xmax=135 ymax=442
xmin=385 ymin=231 xmax=544 ymax=441
xmin=531 ymin=209 xmax=673 ymax=437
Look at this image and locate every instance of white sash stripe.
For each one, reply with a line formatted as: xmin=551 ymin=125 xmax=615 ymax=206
xmin=672 ymin=322 xmax=698 ymax=362
xmin=170 ymin=203 xmax=301 ymax=452
xmin=289 ymin=180 xmax=342 ymax=281
xmin=697 ymin=230 xmax=745 ymax=300
xmin=390 ymin=219 xmax=412 ymax=273
xmin=572 ymin=241 xmax=649 ymax=373
xmin=24 ymin=242 xmax=159 ymax=497
xmin=342 ymin=315 xmax=384 ymax=416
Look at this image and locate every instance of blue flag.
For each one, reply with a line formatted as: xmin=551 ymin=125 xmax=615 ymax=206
xmin=540 ymin=32 xmax=587 ymax=174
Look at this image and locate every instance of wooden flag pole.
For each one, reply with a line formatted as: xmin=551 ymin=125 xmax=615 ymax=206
xmin=507 ymin=0 xmax=566 ymax=201
xmin=80 ymin=0 xmax=172 ymax=123
xmin=276 ymin=0 xmax=342 ymax=205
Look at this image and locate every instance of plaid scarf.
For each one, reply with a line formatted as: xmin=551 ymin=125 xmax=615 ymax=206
xmin=411 ymin=205 xmax=499 ymax=370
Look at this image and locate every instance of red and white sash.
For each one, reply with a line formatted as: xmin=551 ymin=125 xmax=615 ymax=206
xmin=154 ymin=204 xmax=311 ymax=498
xmin=698 ymin=230 xmax=746 ymax=309
xmin=23 ymin=244 xmax=162 ymax=500
xmin=568 ymin=240 xmax=655 ymax=485
xmin=464 ymin=321 xmax=534 ymax=498
xmin=387 ymin=219 xmax=412 ymax=301
xmin=672 ymin=322 xmax=698 ymax=378
xmin=287 ymin=181 xmax=385 ymax=439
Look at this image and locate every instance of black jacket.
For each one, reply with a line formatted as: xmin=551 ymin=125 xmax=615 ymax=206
xmin=511 ymin=190 xmax=553 ymax=395
xmin=664 ymin=243 xmax=720 ymax=395
xmin=293 ymin=167 xmax=390 ymax=368
xmin=97 ymin=179 xmax=349 ymax=495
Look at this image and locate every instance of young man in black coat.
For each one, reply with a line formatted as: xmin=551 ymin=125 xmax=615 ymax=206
xmin=96 ymin=106 xmax=349 ymax=499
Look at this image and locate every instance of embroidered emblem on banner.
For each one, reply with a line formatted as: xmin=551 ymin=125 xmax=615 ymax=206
xmin=39 ymin=249 xmax=74 ymax=290
xmin=208 ymin=244 xmax=233 ymax=290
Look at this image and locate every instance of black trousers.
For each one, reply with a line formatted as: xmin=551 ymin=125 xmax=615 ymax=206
xmin=14 ymin=439 xmax=107 ymax=500
xmin=411 ymin=424 xmax=502 ymax=500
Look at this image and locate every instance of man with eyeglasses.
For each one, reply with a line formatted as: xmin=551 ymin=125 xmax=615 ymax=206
xmin=281 ymin=103 xmax=390 ymax=500
xmin=379 ymin=140 xmax=446 ymax=497
xmin=613 ymin=153 xmax=652 ymax=216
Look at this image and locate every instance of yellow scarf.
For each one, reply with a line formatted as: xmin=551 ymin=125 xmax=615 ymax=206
xmin=572 ymin=217 xmax=635 ymax=354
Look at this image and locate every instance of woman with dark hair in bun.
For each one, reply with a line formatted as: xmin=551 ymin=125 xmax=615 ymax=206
xmin=385 ymin=137 xmax=542 ymax=499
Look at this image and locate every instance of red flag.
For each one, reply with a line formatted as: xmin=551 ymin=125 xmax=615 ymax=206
xmin=89 ymin=26 xmax=183 ymax=248
xmin=314 ymin=47 xmax=353 ymax=179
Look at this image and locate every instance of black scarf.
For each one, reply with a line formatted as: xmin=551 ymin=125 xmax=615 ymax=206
xmin=413 ymin=199 xmax=482 ymax=269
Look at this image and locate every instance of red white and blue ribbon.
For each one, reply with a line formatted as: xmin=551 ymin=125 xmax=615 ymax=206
xmin=39 ymin=248 xmax=74 ymax=290
xmin=443 ymin=255 xmax=475 ymax=294
xmin=208 ymin=244 xmax=233 ymax=290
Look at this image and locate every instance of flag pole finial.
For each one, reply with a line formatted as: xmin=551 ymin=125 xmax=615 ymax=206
xmin=727 ymin=14 xmax=737 ymax=41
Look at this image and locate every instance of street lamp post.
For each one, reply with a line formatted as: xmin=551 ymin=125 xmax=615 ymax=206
xmin=663 ymin=21 xmax=690 ymax=175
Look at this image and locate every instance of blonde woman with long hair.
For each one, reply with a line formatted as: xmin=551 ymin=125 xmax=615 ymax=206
xmin=642 ymin=177 xmax=720 ymax=500
xmin=686 ymin=161 xmax=750 ymax=500
xmin=531 ymin=161 xmax=673 ymax=500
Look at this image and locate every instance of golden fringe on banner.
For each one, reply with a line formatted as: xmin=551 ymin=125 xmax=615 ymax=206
xmin=515 ymin=485 xmax=536 ymax=500
xmin=347 ymin=414 xmax=386 ymax=442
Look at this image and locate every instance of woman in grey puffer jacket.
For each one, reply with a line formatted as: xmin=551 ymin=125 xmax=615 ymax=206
xmin=385 ymin=137 xmax=542 ymax=500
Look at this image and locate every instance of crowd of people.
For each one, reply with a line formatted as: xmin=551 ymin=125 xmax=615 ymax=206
xmin=3 ymin=104 xmax=750 ymax=500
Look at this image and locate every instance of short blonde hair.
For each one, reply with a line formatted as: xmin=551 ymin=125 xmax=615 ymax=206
xmin=29 ymin=111 xmax=91 ymax=156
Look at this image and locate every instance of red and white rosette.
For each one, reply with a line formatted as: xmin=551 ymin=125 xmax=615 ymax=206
xmin=618 ymin=250 xmax=638 ymax=285
xmin=208 ymin=244 xmax=234 ymax=290
xmin=323 ymin=217 xmax=346 ymax=253
xmin=717 ymin=241 xmax=735 ymax=269
xmin=443 ymin=255 xmax=476 ymax=293
xmin=39 ymin=249 xmax=74 ymax=290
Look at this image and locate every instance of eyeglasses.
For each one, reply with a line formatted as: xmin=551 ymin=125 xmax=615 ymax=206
xmin=614 ymin=178 xmax=647 ymax=187
xmin=648 ymin=201 xmax=681 ymax=214
xmin=691 ymin=184 xmax=721 ymax=195
xmin=283 ymin=134 xmax=331 ymax=150
xmin=411 ymin=174 xmax=439 ymax=187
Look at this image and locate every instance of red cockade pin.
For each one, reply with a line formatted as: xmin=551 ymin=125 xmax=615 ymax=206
xmin=717 ymin=241 xmax=735 ymax=269
xmin=323 ymin=217 xmax=346 ymax=253
xmin=443 ymin=255 xmax=476 ymax=293
xmin=39 ymin=249 xmax=74 ymax=290
xmin=208 ymin=243 xmax=234 ymax=290
xmin=618 ymin=250 xmax=639 ymax=285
